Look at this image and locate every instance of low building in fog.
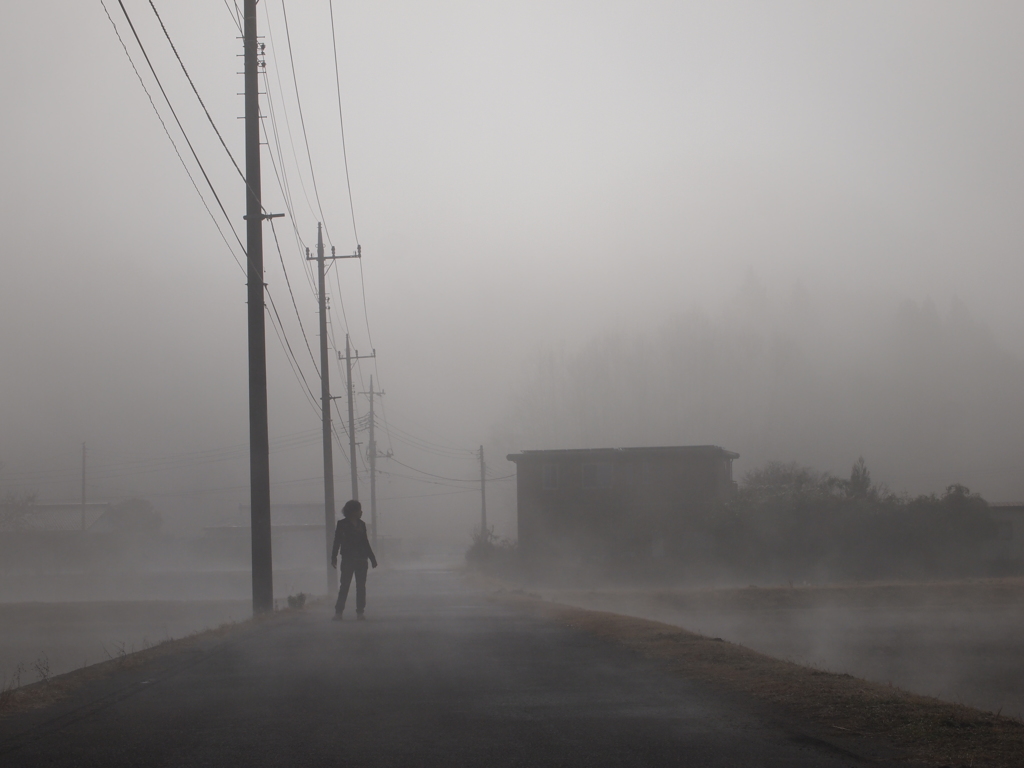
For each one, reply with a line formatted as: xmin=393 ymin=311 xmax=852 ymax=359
xmin=986 ymin=503 xmax=1024 ymax=563
xmin=506 ymin=445 xmax=738 ymax=565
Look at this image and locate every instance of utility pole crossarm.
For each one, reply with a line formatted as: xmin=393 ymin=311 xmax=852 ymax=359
xmin=306 ymin=244 xmax=361 ymax=261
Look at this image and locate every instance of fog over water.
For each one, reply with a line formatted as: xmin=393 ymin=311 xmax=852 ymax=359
xmin=546 ymin=581 xmax=1024 ymax=719
xmin=3 ymin=1 xmax=1024 ymax=541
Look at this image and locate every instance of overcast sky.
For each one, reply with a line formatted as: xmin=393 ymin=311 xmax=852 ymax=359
xmin=2 ymin=2 xmax=1024 ymax=536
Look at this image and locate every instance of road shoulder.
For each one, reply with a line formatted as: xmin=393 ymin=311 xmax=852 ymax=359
xmin=0 ymin=606 xmax=291 ymax=721
xmin=490 ymin=587 xmax=1024 ymax=768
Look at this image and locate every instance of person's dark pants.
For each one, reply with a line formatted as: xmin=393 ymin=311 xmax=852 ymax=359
xmin=335 ymin=559 xmax=368 ymax=615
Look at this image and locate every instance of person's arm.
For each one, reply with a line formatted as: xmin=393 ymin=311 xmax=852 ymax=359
xmin=330 ymin=521 xmax=343 ymax=567
xmin=361 ymin=524 xmax=377 ymax=568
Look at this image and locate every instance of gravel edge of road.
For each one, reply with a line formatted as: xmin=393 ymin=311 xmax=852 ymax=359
xmin=488 ymin=588 xmax=1024 ymax=768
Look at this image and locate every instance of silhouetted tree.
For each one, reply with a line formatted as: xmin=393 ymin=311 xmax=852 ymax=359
xmin=848 ymin=457 xmax=871 ymax=499
xmin=0 ymin=492 xmax=36 ymax=531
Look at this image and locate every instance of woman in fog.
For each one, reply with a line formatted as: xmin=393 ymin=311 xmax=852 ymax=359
xmin=331 ymin=499 xmax=378 ymax=620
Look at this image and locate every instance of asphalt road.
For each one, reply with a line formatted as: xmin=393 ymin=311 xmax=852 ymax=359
xmin=0 ymin=570 xmax=882 ymax=767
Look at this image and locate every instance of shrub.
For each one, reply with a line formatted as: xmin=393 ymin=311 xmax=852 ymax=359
xmin=0 ymin=493 xmax=36 ymax=532
xmin=466 ymin=527 xmax=519 ymax=576
xmin=714 ymin=459 xmax=999 ymax=581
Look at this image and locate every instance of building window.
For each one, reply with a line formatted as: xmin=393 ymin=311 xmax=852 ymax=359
xmin=582 ymin=462 xmax=613 ymax=489
xmin=542 ymin=464 xmax=559 ymax=490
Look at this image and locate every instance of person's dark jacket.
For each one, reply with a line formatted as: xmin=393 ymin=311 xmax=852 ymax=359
xmin=332 ymin=517 xmax=377 ymax=567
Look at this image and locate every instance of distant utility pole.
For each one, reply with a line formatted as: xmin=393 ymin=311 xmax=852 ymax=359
xmin=339 ymin=335 xmax=375 ymax=503
xmin=244 ymin=0 xmax=273 ymax=615
xmin=479 ymin=445 xmax=487 ymax=534
xmin=361 ymin=376 xmax=391 ymax=547
xmin=306 ymin=224 xmax=358 ymax=595
xmin=80 ymin=442 xmax=86 ymax=532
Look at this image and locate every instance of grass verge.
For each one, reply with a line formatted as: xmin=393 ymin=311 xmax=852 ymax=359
xmin=0 ymin=605 xmax=301 ymax=719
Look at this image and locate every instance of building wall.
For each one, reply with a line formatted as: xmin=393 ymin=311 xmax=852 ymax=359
xmin=987 ymin=505 xmax=1024 ymax=562
xmin=514 ymin=451 xmax=734 ymax=563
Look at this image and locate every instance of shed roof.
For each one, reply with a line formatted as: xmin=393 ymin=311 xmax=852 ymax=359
xmin=506 ymin=445 xmax=739 ymax=463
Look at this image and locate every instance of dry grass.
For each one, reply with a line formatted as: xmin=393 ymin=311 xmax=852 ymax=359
xmin=0 ymin=608 xmax=286 ymax=719
xmin=495 ymin=590 xmax=1024 ymax=768
xmin=643 ymin=577 xmax=1024 ymax=613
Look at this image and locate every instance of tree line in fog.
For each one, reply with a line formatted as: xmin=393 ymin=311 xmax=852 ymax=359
xmin=671 ymin=459 xmax=1003 ymax=582
xmin=500 ymin=279 xmax=1024 ymax=500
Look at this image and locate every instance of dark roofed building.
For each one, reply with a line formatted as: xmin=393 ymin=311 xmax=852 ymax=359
xmin=506 ymin=445 xmax=738 ymax=565
xmin=986 ymin=503 xmax=1024 ymax=562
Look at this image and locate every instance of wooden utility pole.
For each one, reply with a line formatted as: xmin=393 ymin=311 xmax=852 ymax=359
xmin=314 ymin=224 xmax=334 ymax=597
xmin=80 ymin=442 xmax=86 ymax=532
xmin=346 ymin=336 xmax=357 ymax=501
xmin=479 ymin=445 xmax=487 ymax=534
xmin=340 ymin=335 xmax=374 ymax=503
xmin=361 ymin=377 xmax=390 ymax=547
xmin=244 ymin=0 xmax=273 ymax=615
xmin=307 ymin=227 xmax=358 ymax=595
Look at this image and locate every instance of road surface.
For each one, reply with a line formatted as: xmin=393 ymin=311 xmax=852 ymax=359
xmin=0 ymin=570 xmax=887 ymax=766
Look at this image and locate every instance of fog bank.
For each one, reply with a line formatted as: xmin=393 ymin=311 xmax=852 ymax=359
xmin=499 ymin=280 xmax=1024 ymax=501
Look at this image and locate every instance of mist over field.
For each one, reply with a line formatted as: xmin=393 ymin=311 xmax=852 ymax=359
xmin=5 ymin=4 xmax=1024 ymax=755
xmin=3 ymin=2 xmax=1024 ymax=544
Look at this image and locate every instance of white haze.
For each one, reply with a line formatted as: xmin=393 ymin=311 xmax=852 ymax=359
xmin=499 ymin=280 xmax=1024 ymax=500
xmin=2 ymin=2 xmax=1024 ymax=542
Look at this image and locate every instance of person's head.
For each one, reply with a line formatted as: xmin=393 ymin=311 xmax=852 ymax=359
xmin=342 ymin=499 xmax=362 ymax=520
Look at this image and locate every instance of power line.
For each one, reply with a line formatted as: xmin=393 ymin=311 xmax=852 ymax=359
xmin=261 ymin=2 xmax=320 ymax=229
xmin=266 ymin=0 xmax=362 ymax=420
xmin=148 ymin=0 xmax=245 ymax=183
xmin=377 ymin=470 xmax=477 ymax=491
xmin=325 ymin=0 xmax=382 ymax=444
xmin=280 ymin=0 xmax=332 ymax=244
xmin=221 ymin=0 xmax=242 ymax=33
xmin=261 ymin=112 xmax=315 ymax=302
xmin=1 ymin=429 xmax=322 ymax=487
xmin=384 ymin=422 xmax=472 ymax=452
xmin=103 ymin=0 xmax=342 ymax=478
xmin=268 ymin=219 xmax=319 ymax=374
xmin=265 ymin=293 xmax=321 ymax=416
xmin=330 ymin=262 xmax=353 ymax=357
xmin=358 ymin=261 xmax=375 ymax=357
xmin=112 ymin=0 xmax=244 ymax=257
xmin=259 ymin=90 xmax=343 ymax=449
xmin=261 ymin=2 xmax=356 ymax=400
xmin=386 ymin=457 xmax=479 ymax=484
xmin=259 ymin=71 xmax=317 ymax=300
xmin=141 ymin=473 xmax=326 ymax=499
xmin=100 ymin=0 xmax=245 ymax=276
xmin=327 ymin=0 xmax=359 ymax=246
xmin=383 ymin=431 xmax=474 ymax=460
xmin=137 ymin=0 xmax=386 ymax=487
xmin=378 ymin=489 xmax=477 ymax=502
xmin=383 ymin=420 xmax=476 ymax=457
